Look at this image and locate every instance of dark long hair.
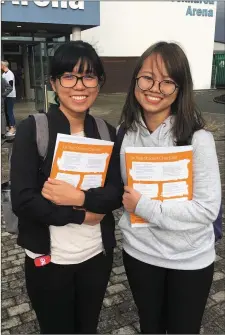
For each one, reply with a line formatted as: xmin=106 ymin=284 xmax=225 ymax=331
xmin=50 ymin=40 xmax=106 ymax=105
xmin=120 ymin=42 xmax=205 ymax=146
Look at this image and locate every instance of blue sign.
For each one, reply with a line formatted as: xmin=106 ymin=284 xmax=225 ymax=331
xmin=1 ymin=1 xmax=100 ymax=26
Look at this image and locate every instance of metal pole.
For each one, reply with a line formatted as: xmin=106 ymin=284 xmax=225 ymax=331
xmin=71 ymin=27 xmax=81 ymax=41
xmin=214 ymin=66 xmax=217 ymax=89
xmin=44 ymin=83 xmax=48 ymax=113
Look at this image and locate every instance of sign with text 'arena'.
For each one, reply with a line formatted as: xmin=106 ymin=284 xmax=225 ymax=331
xmin=1 ymin=0 xmax=100 ymax=26
xmin=82 ymin=1 xmax=217 ymax=89
xmin=1 ymin=1 xmax=84 ymax=9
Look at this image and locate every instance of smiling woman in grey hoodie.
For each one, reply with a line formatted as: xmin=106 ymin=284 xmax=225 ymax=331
xmin=118 ymin=42 xmax=221 ymax=334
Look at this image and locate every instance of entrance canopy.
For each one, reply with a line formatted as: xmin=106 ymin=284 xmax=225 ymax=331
xmin=2 ymin=0 xmax=100 ymax=36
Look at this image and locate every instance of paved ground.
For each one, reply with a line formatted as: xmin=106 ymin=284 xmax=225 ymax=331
xmin=1 ymin=90 xmax=225 ymax=334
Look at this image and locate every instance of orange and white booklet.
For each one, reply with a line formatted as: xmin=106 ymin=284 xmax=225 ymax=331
xmin=125 ymin=146 xmax=193 ymax=227
xmin=50 ymin=134 xmax=114 ymax=190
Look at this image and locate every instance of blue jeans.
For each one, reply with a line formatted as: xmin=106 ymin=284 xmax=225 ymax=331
xmin=5 ymin=97 xmax=16 ymax=127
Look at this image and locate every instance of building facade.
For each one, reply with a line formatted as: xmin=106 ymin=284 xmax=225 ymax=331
xmin=1 ymin=0 xmax=100 ymax=111
xmin=213 ymin=1 xmax=225 ymax=88
xmin=1 ymin=0 xmax=223 ymax=109
xmin=82 ymin=1 xmax=218 ymax=92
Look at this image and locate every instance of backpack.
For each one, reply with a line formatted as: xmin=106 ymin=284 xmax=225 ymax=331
xmin=2 ymin=113 xmax=111 ymax=234
xmin=116 ymin=122 xmax=223 ymax=242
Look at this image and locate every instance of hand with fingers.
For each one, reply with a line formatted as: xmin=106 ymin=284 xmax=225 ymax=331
xmin=41 ymin=178 xmax=85 ymax=207
xmin=122 ymin=186 xmax=141 ymax=213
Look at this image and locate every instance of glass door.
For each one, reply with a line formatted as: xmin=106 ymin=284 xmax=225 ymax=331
xmin=31 ymin=43 xmax=49 ymax=112
xmin=45 ymin=42 xmax=61 ymax=106
xmin=31 ymin=42 xmax=65 ymax=111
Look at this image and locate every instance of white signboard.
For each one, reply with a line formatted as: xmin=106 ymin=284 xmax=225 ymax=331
xmin=82 ymin=1 xmax=217 ymax=89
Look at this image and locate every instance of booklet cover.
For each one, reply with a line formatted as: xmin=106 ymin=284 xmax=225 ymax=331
xmin=125 ymin=146 xmax=193 ymax=227
xmin=50 ymin=133 xmax=114 ymax=190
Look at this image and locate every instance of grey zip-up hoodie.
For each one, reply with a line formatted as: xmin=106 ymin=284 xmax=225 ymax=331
xmin=119 ymin=116 xmax=221 ymax=270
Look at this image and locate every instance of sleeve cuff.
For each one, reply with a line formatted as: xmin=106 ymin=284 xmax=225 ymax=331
xmin=135 ymin=195 xmax=161 ymax=224
xmin=135 ymin=195 xmax=151 ymax=220
xmin=83 ymin=190 xmax=91 ymax=210
xmin=71 ymin=208 xmax=85 ymax=225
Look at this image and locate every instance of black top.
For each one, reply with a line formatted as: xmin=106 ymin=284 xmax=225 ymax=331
xmin=11 ymin=105 xmax=123 ymax=254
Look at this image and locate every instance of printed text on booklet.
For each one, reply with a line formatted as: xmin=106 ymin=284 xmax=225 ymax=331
xmin=125 ymin=146 xmax=193 ymax=227
xmin=50 ymin=134 xmax=114 ymax=190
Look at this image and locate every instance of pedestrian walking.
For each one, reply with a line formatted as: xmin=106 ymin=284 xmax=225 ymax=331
xmin=1 ymin=60 xmax=17 ymax=137
xmin=1 ymin=77 xmax=13 ymax=137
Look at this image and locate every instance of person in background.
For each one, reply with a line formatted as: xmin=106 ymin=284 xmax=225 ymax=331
xmin=15 ymin=65 xmax=25 ymax=100
xmin=118 ymin=41 xmax=221 ymax=334
xmin=10 ymin=41 xmax=122 ymax=334
xmin=1 ymin=60 xmax=17 ymax=137
xmin=1 ymin=77 xmax=13 ymax=137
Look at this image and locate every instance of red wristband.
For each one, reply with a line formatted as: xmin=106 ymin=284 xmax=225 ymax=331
xmin=34 ymin=255 xmax=51 ymax=267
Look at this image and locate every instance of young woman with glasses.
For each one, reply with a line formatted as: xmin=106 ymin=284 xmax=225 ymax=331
xmin=10 ymin=41 xmax=122 ymax=334
xmin=118 ymin=42 xmax=221 ymax=334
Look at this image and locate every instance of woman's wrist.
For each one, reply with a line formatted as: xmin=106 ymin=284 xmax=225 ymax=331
xmin=74 ymin=190 xmax=85 ymax=207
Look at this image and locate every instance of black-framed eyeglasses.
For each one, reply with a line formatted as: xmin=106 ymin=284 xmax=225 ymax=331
xmin=136 ymin=76 xmax=179 ymax=96
xmin=58 ymin=74 xmax=99 ymax=88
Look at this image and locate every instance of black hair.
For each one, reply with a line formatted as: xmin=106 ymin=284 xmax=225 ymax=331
xmin=50 ymin=40 xmax=106 ymax=86
xmin=120 ymin=41 xmax=205 ymax=146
